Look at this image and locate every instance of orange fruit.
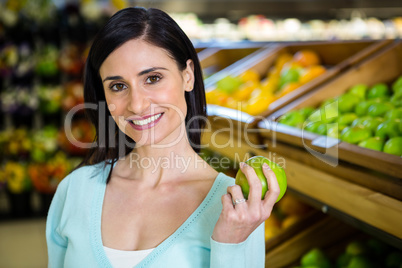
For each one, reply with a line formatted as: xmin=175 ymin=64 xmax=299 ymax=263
xmin=205 ymin=89 xmax=228 ymax=106
xmin=275 ymin=53 xmax=294 ymax=70
xmin=239 ymin=69 xmax=260 ymax=84
xmin=261 ymin=76 xmax=279 ymax=93
xmin=244 ymin=89 xmax=276 ymax=115
xmin=276 ymin=82 xmax=301 ymax=98
xmin=277 ymin=194 xmax=311 ymax=216
xmin=224 ymin=97 xmax=241 ymax=110
xmin=299 ymin=65 xmax=326 ymax=85
xmin=282 ymin=215 xmax=301 ymax=229
xmin=280 ymin=61 xmax=303 ymax=74
xmin=293 ymin=50 xmax=321 ymax=67
xmin=267 ymin=67 xmax=281 ymax=81
xmin=265 ymin=215 xmax=281 ymax=240
xmin=233 ymin=80 xmax=258 ymax=101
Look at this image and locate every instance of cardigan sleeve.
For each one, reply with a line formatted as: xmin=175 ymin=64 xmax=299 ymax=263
xmin=46 ymin=180 xmax=68 ymax=268
xmin=209 ymin=222 xmax=265 ymax=268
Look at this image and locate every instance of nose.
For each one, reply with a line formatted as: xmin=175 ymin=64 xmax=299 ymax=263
xmin=127 ymin=88 xmax=151 ymax=115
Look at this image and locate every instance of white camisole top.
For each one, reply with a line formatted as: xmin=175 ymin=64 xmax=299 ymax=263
xmin=103 ymin=246 xmax=155 ymax=268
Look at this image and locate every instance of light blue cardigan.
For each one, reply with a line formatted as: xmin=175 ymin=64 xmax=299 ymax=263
xmin=46 ymin=161 xmax=265 ymax=268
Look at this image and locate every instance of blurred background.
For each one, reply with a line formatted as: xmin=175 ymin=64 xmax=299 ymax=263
xmin=0 ymin=0 xmax=401 ymax=267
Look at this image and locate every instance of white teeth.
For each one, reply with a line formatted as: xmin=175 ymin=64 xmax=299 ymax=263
xmin=131 ymin=113 xmax=162 ymax=126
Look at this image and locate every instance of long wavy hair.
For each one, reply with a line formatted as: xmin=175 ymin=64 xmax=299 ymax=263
xmin=76 ymin=7 xmax=206 ymax=182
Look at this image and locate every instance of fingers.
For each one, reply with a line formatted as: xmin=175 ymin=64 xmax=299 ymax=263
xmin=227 ymin=185 xmax=247 ymax=210
xmin=262 ymin=163 xmax=280 ymax=210
xmin=239 ymin=162 xmax=262 ymax=205
xmin=227 ymin=185 xmax=244 ymax=201
xmin=221 ymin=193 xmax=234 ymax=212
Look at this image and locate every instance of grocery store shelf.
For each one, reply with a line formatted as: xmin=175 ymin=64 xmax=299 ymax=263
xmin=289 ymin=188 xmax=402 ymax=251
xmin=137 ymin=0 xmax=402 ymax=21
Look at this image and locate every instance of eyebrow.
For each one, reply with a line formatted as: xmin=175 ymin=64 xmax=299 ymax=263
xmin=102 ymin=67 xmax=168 ymax=83
xmin=102 ymin=75 xmax=123 ymax=83
xmin=138 ymin=67 xmax=168 ymax=76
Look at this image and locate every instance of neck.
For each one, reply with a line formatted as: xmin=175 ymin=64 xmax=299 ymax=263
xmin=117 ymin=134 xmax=207 ymax=186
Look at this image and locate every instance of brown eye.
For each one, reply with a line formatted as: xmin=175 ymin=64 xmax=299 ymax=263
xmin=110 ymin=83 xmax=127 ymax=92
xmin=146 ymin=75 xmax=161 ymax=84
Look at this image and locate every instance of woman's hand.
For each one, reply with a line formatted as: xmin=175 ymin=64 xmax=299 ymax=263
xmin=212 ymin=162 xmax=280 ymax=244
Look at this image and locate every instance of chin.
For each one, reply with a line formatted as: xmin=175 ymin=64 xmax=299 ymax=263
xmin=131 ymin=126 xmax=186 ymax=149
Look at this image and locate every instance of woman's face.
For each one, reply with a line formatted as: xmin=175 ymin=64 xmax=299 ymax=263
xmin=99 ymin=39 xmax=195 ymax=148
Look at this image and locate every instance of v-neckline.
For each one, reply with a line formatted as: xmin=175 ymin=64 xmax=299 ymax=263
xmin=90 ymin=163 xmax=224 ymax=267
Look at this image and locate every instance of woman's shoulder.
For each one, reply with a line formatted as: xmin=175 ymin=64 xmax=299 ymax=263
xmin=55 ymin=160 xmax=113 ymax=194
xmin=216 ymin=172 xmax=236 ymax=188
xmin=206 ymin=172 xmax=236 ymax=201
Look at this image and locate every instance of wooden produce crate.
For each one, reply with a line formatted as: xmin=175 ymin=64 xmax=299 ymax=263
xmin=199 ymin=43 xmax=267 ymax=79
xmin=194 ymin=47 xmax=206 ymax=53
xmin=201 ymin=125 xmax=402 ymax=244
xmin=265 ymin=198 xmax=324 ymax=252
xmin=265 ymin=214 xmax=358 ymax=268
xmin=257 ymin=41 xmax=402 ymax=186
xmin=205 ymin=40 xmax=391 ymax=131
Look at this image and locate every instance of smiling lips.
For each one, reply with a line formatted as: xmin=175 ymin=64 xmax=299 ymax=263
xmin=127 ymin=113 xmax=164 ymax=130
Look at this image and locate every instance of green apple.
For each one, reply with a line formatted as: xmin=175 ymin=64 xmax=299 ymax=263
xmin=320 ymin=97 xmax=337 ymax=108
xmin=355 ymin=100 xmax=375 ymax=116
xmin=298 ymin=107 xmax=315 ymax=118
xmin=383 ymin=137 xmax=402 ymax=156
xmin=358 ymin=137 xmax=384 ymax=151
xmin=375 ymin=119 xmax=401 ymax=140
xmin=327 ymin=126 xmax=339 ymax=138
xmin=355 ymin=98 xmax=385 ymax=116
xmin=367 ymin=83 xmax=390 ymax=99
xmin=346 ymin=241 xmax=368 ymax=256
xmin=341 ymin=126 xmax=372 ymax=144
xmin=347 ymin=255 xmax=374 ymax=268
xmin=390 ymin=94 xmax=402 ymax=107
xmin=351 ymin=116 xmax=371 ymax=127
xmin=392 ymin=76 xmax=402 ymax=93
xmin=338 ymin=93 xmax=360 ymax=113
xmin=348 ymin=84 xmax=368 ymax=100
xmin=235 ymin=156 xmax=287 ymax=201
xmin=279 ymin=110 xmax=305 ymax=128
xmin=354 ymin=117 xmax=384 ymax=132
xmin=279 ymin=67 xmax=300 ymax=89
xmin=304 ymin=121 xmax=322 ymax=133
xmin=384 ymin=108 xmax=402 ymax=120
xmin=327 ymin=125 xmax=346 ymax=139
xmin=307 ymin=108 xmax=321 ymax=122
xmin=301 ymin=248 xmax=331 ymax=268
xmin=367 ymin=238 xmax=390 ymax=258
xmin=337 ymin=113 xmax=358 ymax=126
xmin=363 ymin=117 xmax=384 ymax=132
xmin=316 ymin=124 xmax=328 ymax=135
xmin=385 ymin=251 xmax=402 ymax=268
xmin=337 ymin=252 xmax=352 ymax=268
xmin=308 ymin=103 xmax=339 ymax=123
xmin=399 ymin=120 xmax=402 ymax=134
xmin=367 ymin=102 xmax=394 ymax=117
xmin=217 ymin=75 xmax=243 ymax=94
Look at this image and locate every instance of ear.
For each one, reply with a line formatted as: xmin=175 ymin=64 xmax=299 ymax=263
xmin=183 ymin=59 xmax=195 ymax=92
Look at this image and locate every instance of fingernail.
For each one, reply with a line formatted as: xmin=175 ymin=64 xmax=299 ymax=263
xmin=263 ymin=163 xmax=271 ymax=170
xmin=240 ymin=162 xmax=246 ymax=168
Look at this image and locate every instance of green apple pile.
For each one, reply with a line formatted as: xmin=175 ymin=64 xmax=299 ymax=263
xmin=279 ymin=76 xmax=402 ymax=156
xmin=296 ymin=248 xmax=332 ymax=268
xmin=294 ymin=238 xmax=402 ymax=268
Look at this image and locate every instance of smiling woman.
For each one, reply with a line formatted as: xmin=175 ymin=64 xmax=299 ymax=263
xmin=46 ymin=7 xmax=280 ymax=268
